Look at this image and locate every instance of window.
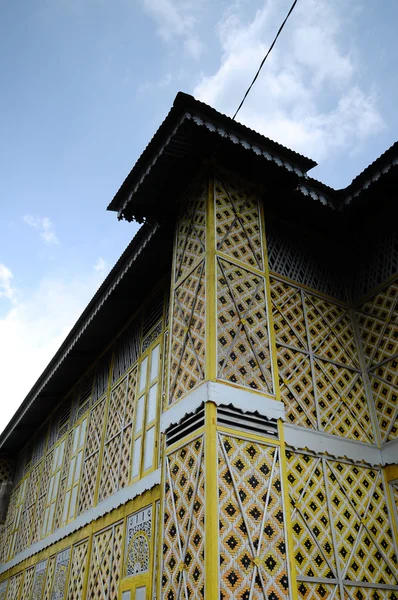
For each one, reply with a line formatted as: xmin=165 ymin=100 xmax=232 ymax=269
xmin=131 ymin=342 xmax=161 ymax=480
xmin=61 ymin=417 xmax=87 ymax=526
xmin=42 ymin=437 xmax=65 ymax=537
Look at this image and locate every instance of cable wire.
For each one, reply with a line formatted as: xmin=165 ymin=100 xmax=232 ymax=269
xmin=232 ymin=0 xmax=298 ymax=121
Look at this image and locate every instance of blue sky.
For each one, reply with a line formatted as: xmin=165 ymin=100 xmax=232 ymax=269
xmin=1 ymin=0 xmax=397 ymax=432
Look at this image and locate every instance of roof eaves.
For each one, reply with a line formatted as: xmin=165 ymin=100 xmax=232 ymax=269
xmin=108 ymin=91 xmax=317 ymax=218
xmin=342 ymin=141 xmax=398 ymax=206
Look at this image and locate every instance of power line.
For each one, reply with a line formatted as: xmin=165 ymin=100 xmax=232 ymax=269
xmin=232 ymin=0 xmax=298 ymax=121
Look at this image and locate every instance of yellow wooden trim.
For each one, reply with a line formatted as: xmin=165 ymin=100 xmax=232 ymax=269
xmin=206 ymin=169 xmax=217 ymax=382
xmin=260 ymin=202 xmax=281 ymax=402
xmin=215 ymin=250 xmax=266 ymax=278
xmin=269 ymin=270 xmax=349 ymax=307
xmin=81 ymin=531 xmax=93 ymax=600
xmin=382 ymin=469 xmax=398 ymax=555
xmin=165 ymin=427 xmax=206 ymax=456
xmin=205 ymin=401 xmax=218 ymax=599
xmin=216 ymin=424 xmax=280 ymax=447
xmin=214 ymin=378 xmax=279 ymax=401
xmin=278 ymin=421 xmax=299 ymax=600
xmin=157 ymin=436 xmax=167 ymax=600
xmin=0 ymin=485 xmax=161 ymax=583
xmin=384 ymin=464 xmax=398 ymax=483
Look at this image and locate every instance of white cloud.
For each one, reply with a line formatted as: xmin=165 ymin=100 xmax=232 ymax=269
xmin=94 ymin=256 xmax=107 ymax=275
xmin=23 ymin=214 xmax=59 ymax=245
xmin=194 ymin=0 xmax=384 ymax=164
xmin=0 ymin=266 xmax=106 ymax=434
xmin=141 ymin=0 xmax=204 ymax=59
xmin=0 ymin=264 xmax=16 ymax=303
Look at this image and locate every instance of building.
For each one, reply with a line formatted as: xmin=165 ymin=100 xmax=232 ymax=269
xmin=0 ymin=91 xmax=397 ymax=600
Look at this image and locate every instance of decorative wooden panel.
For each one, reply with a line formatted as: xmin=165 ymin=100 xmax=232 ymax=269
xmin=78 ymin=398 xmax=106 ymax=514
xmin=15 ymin=461 xmax=42 ymax=553
xmin=174 ymin=175 xmax=207 ymax=283
xmin=170 ymin=261 xmax=206 ymax=403
xmin=162 ymin=436 xmax=205 ymax=599
xmin=218 ymin=434 xmax=289 ymax=600
xmin=271 ymin=276 xmax=375 ymax=443
xmin=287 ymin=450 xmax=398 ymax=598
xmin=0 ymin=460 xmax=13 ymax=483
xmin=215 ymin=174 xmax=263 ymax=270
xmin=51 ymin=547 xmax=71 ymax=600
xmin=125 ymin=505 xmax=152 ymax=576
xmin=86 ymin=521 xmax=124 ymax=600
xmin=217 ymin=258 xmax=273 ymax=393
xmin=67 ymin=540 xmax=89 ymax=600
xmin=266 ymin=220 xmax=344 ymax=300
xmin=21 ymin=567 xmax=35 ymax=600
xmin=31 ymin=451 xmax=54 ymax=544
xmin=31 ymin=559 xmax=48 ymax=600
xmin=4 ymin=572 xmax=22 ymax=600
xmin=42 ymin=555 xmax=56 ymax=600
xmin=356 ymin=279 xmax=398 ymax=442
xmin=99 ymin=368 xmax=136 ymax=501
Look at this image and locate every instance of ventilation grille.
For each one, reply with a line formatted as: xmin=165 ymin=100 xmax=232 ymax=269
xmin=266 ymin=221 xmax=345 ymax=300
xmin=93 ymin=351 xmax=111 ymax=402
xmin=58 ymin=395 xmax=72 ymax=438
xmin=112 ymin=316 xmax=141 ymax=384
xmin=217 ymin=405 xmax=278 ymax=438
xmin=166 ymin=405 xmax=205 ymax=447
xmin=142 ymin=287 xmax=164 ymax=339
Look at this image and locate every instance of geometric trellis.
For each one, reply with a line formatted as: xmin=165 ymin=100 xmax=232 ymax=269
xmin=286 ymin=450 xmax=398 ymax=598
xmin=42 ymin=555 xmax=56 ymax=600
xmin=125 ymin=505 xmax=152 ymax=577
xmin=356 ymin=279 xmax=398 ymax=443
xmin=218 ymin=434 xmax=289 ymax=600
xmin=162 ymin=436 xmax=205 ymax=599
xmin=99 ymin=368 xmax=137 ymax=502
xmin=51 ymin=548 xmax=71 ymax=600
xmin=31 ymin=559 xmax=48 ymax=600
xmin=271 ymin=275 xmax=375 ymax=443
xmin=67 ymin=539 xmax=89 ymax=600
xmin=21 ymin=567 xmax=35 ymax=600
xmin=86 ymin=521 xmax=124 ymax=600
xmin=0 ymin=582 xmax=7 ymax=600
xmin=4 ymin=572 xmax=22 ymax=600
xmin=214 ymin=174 xmax=263 ymax=271
xmin=314 ymin=360 xmax=374 ymax=443
xmin=170 ymin=260 xmax=206 ymax=404
xmin=217 ymin=258 xmax=273 ymax=394
xmin=174 ymin=175 xmax=206 ymax=284
xmin=78 ymin=398 xmax=106 ymax=515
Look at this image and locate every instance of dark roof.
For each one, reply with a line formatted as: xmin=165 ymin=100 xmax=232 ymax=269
xmin=107 ymin=91 xmax=317 ymax=220
xmin=0 ymin=223 xmax=173 ymax=453
xmin=107 ymin=91 xmax=398 ymax=220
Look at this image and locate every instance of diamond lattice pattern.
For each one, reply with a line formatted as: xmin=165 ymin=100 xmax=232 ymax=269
xmin=271 ymin=277 xmax=374 ymax=443
xmin=356 ymin=280 xmax=398 ymax=442
xmin=219 ymin=434 xmax=289 ymax=600
xmin=170 ymin=261 xmax=206 ymax=404
xmin=87 ymin=522 xmax=124 ymax=600
xmin=162 ymin=436 xmax=205 ymax=600
xmin=217 ymin=259 xmax=273 ymax=393
xmin=286 ymin=450 xmax=398 ymax=598
xmin=214 ymin=174 xmax=263 ymax=270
